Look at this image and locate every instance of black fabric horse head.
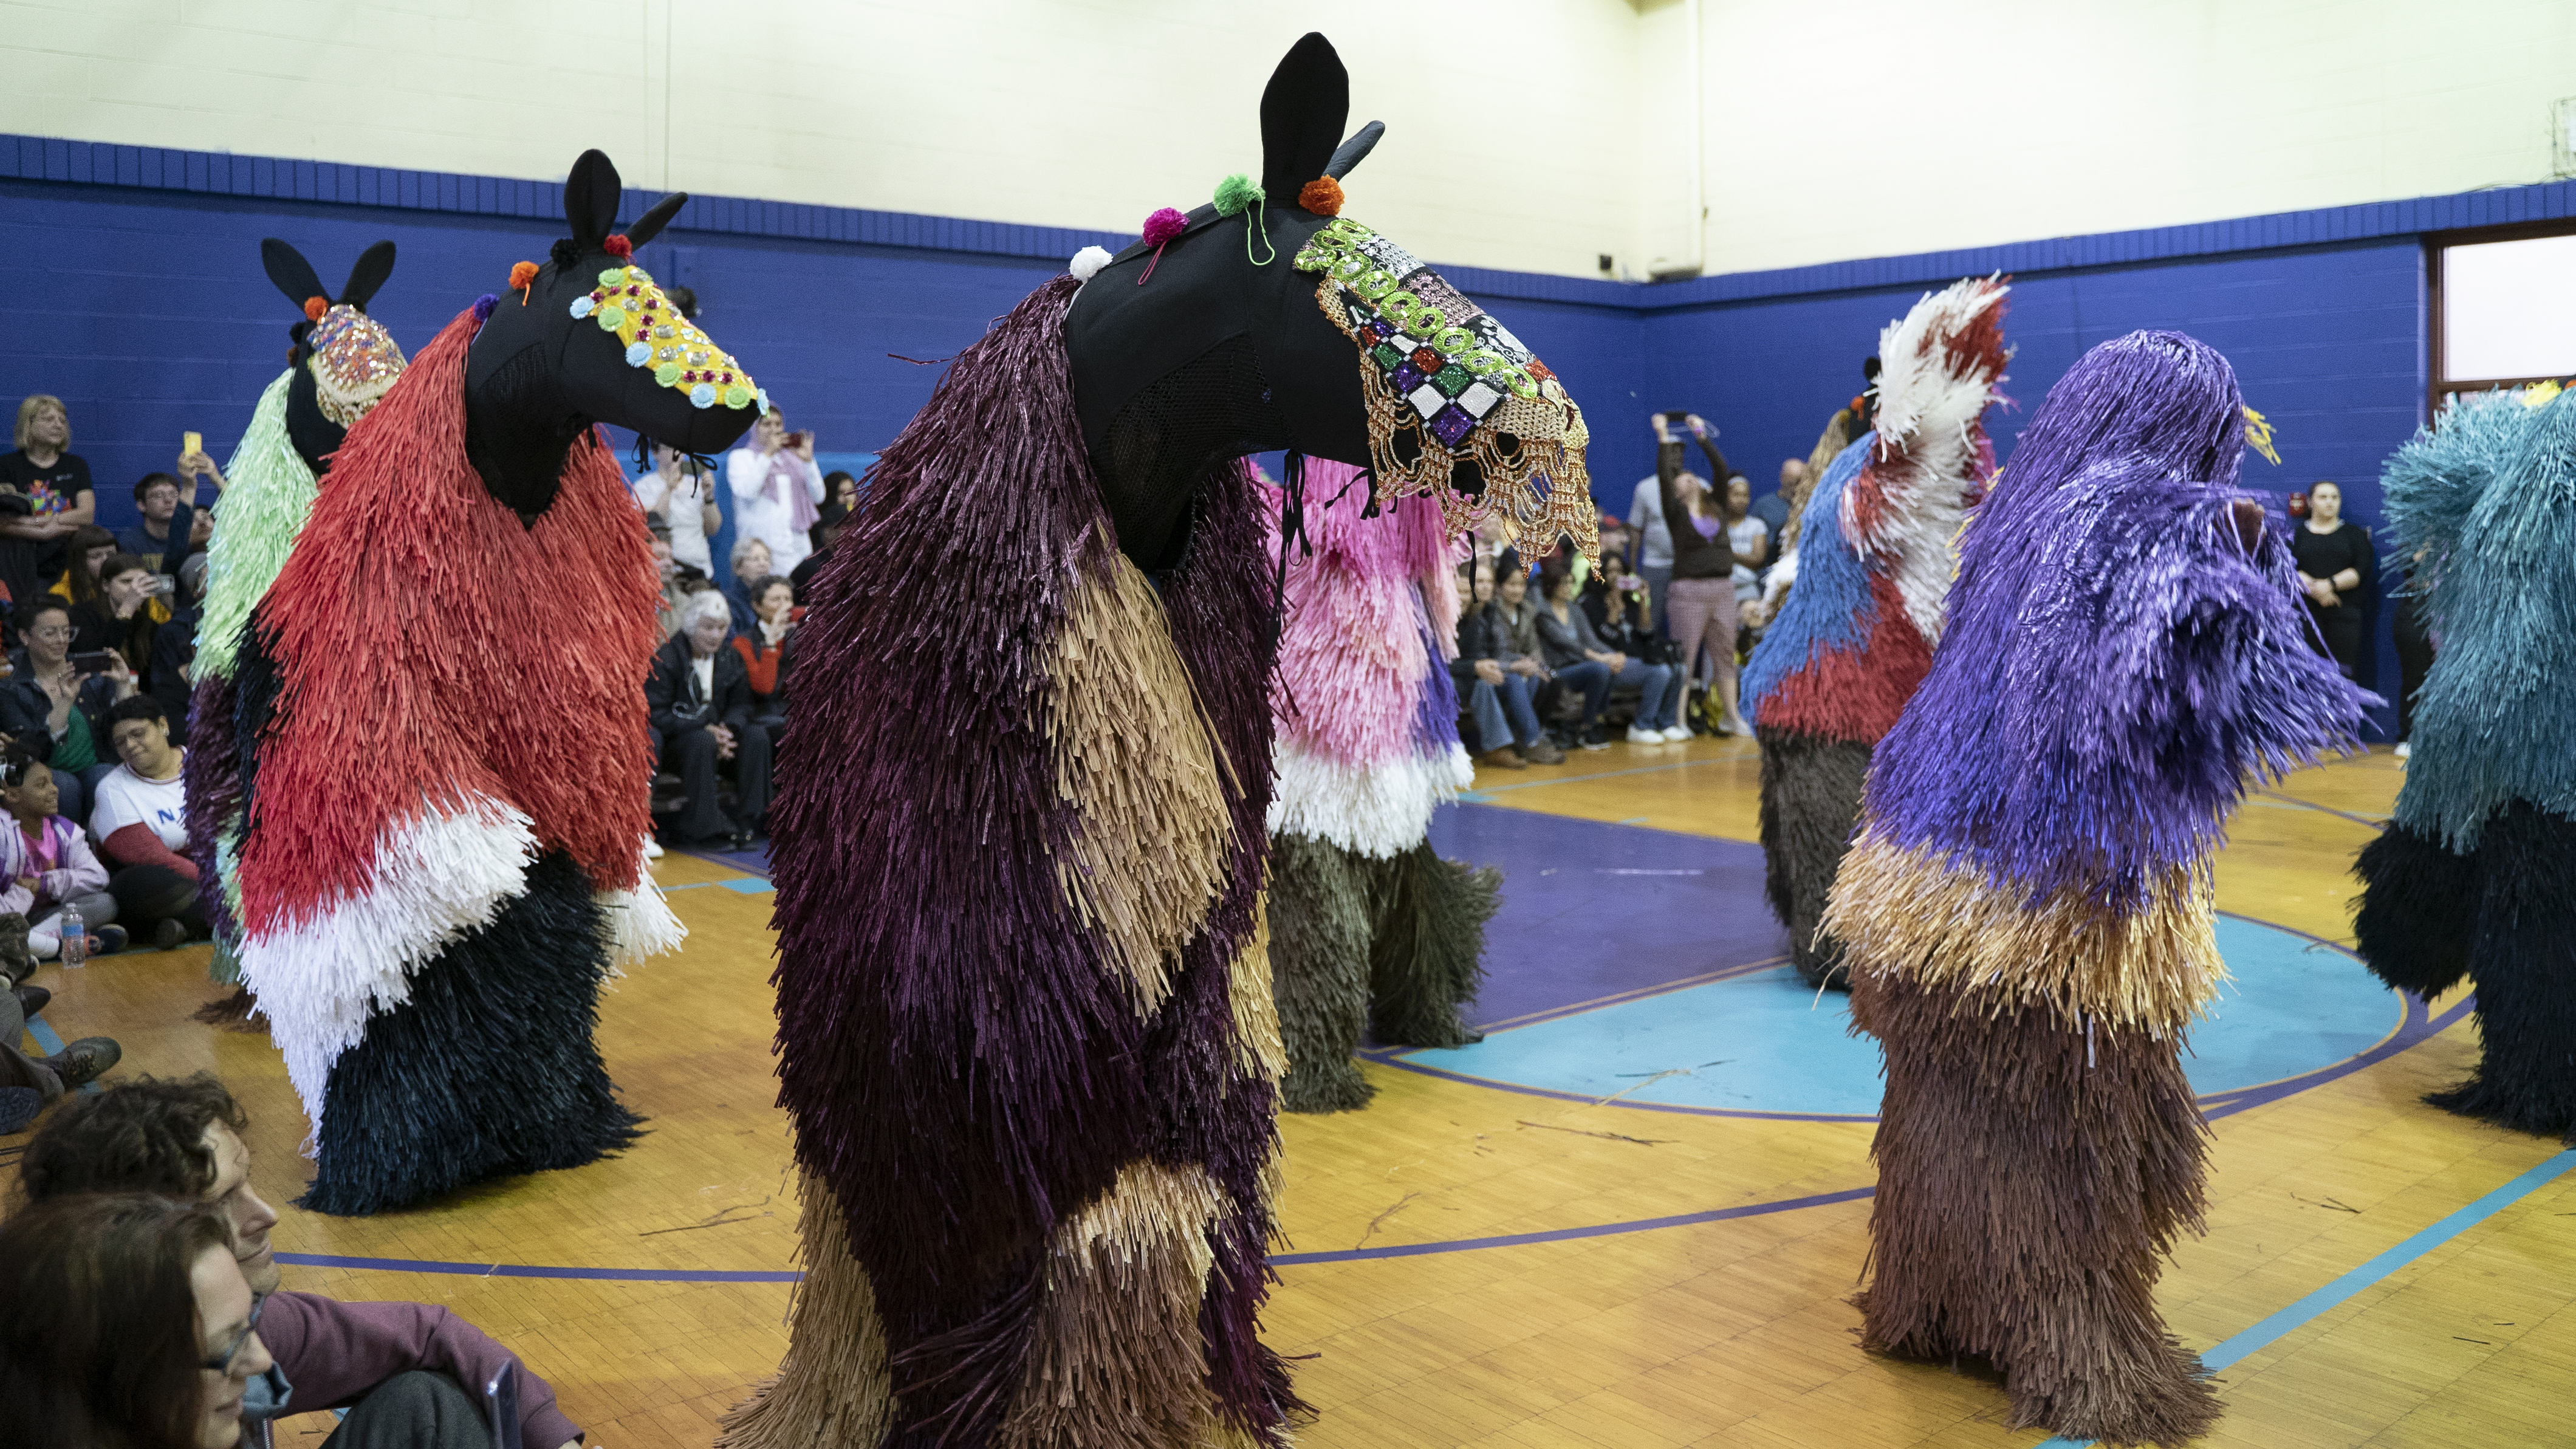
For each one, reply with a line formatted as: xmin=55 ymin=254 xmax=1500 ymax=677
xmin=465 ymin=149 xmax=762 ymax=524
xmin=1066 ymin=32 xmax=1594 ymax=573
xmin=261 ymin=238 xmax=405 ymax=478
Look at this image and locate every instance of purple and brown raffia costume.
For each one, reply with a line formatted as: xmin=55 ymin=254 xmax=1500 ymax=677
xmin=1819 ymin=331 xmax=2368 ymax=1445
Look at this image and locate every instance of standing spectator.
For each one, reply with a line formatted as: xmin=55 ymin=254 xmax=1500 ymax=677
xmin=826 ymin=468 xmax=860 ymax=515
xmin=728 ymin=411 xmax=824 ymax=575
xmin=119 ymin=471 xmax=208 ymax=580
xmin=732 ymin=575 xmax=795 ymax=718
xmin=1535 ymin=567 xmax=1684 ymax=747
xmin=1 ymin=750 xmax=126 ymax=959
xmin=0 ymin=394 xmax=98 ymax=606
xmin=4 ymin=598 xmax=134 ymax=826
xmin=73 ymin=554 xmax=165 ymax=681
xmin=725 ymin=536 xmax=773 ymax=636
xmin=646 ymin=591 xmax=773 ymax=849
xmin=1451 ymin=560 xmax=1558 ymax=769
xmin=0 ymin=1195 xmax=254 ymax=1445
xmin=792 ymin=499 xmax=850 ymax=600
xmin=2291 ymin=481 xmax=2376 ymax=683
xmin=1656 ymin=413 xmax=1759 ymax=736
xmin=1626 ymin=449 xmax=1676 ymax=624
xmin=18 ymin=1074 xmax=589 ymax=1449
xmin=632 ymin=441 xmax=722 ymax=579
xmin=90 ymin=695 xmax=207 ymax=951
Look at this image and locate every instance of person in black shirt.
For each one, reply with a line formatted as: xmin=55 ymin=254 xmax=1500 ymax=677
xmin=646 ymin=591 xmax=772 ymax=848
xmin=0 ymin=395 xmax=99 ymax=608
xmin=117 ymin=472 xmax=207 ymax=580
xmin=790 ymin=499 xmax=849 ymax=601
xmin=2290 ymin=481 xmax=2376 ymax=683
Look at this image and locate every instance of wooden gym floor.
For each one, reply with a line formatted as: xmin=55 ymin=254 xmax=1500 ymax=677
xmin=8 ymin=741 xmax=2572 ymax=1448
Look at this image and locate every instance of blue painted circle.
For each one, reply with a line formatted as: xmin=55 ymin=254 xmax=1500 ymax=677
xmin=1406 ymin=916 xmax=2402 ymax=1118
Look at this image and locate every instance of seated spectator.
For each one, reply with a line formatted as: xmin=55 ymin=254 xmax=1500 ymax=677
xmin=91 ymin=694 xmax=207 ymax=951
xmin=148 ymin=553 xmax=208 ymax=735
xmin=1535 ymin=568 xmax=1685 ymax=748
xmin=48 ymin=523 xmax=121 ymax=612
xmin=1451 ymin=560 xmax=1557 ymax=769
xmin=119 ymin=470 xmax=208 ymax=579
xmin=732 ymin=574 xmax=795 ymax=725
xmin=827 ymin=468 xmax=860 ymax=515
xmin=18 ymin=1074 xmax=585 ymax=1449
xmin=0 ymin=1193 xmax=258 ymax=1446
xmin=2 ymin=748 xmax=128 ymax=959
xmin=73 ymin=553 xmax=165 ymax=683
xmin=1724 ymin=474 xmax=1772 ymax=649
xmin=791 ymin=499 xmax=850 ymax=600
xmin=2 ymin=597 xmax=135 ymax=826
xmin=724 ymin=535 xmax=773 ymax=637
xmin=1486 ymin=563 xmax=1563 ymax=750
xmin=0 ymin=954 xmax=118 ymax=1131
xmin=647 ymin=591 xmax=773 ymax=849
xmin=0 ymin=393 xmax=98 ymax=612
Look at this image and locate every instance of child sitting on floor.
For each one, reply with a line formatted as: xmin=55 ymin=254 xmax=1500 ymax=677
xmin=0 ymin=749 xmax=127 ymax=959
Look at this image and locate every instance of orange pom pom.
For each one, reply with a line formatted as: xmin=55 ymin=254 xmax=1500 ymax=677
xmin=303 ymin=296 xmax=328 ymax=322
xmin=1298 ymin=177 xmax=1345 ymax=217
xmin=509 ymin=261 xmax=540 ymax=292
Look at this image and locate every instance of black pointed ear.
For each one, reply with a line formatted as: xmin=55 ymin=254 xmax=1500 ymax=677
xmin=338 ymin=241 xmax=397 ymax=309
xmin=261 ymin=239 xmax=327 ymax=310
xmin=625 ymin=192 xmax=688 ymax=249
xmin=1325 ymin=120 xmax=1383 ymax=180
xmin=1259 ymin=32 xmax=1349 ymax=204
xmin=563 ymin=149 xmax=622 ymax=248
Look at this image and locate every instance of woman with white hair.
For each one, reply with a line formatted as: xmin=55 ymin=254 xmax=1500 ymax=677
xmin=643 ymin=589 xmax=772 ymax=849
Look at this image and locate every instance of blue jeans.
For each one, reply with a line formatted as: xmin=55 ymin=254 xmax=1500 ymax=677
xmin=1466 ymin=674 xmax=1543 ymax=753
xmin=1555 ymin=658 xmax=1683 ymax=730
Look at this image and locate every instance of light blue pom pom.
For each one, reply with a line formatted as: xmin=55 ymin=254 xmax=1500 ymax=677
xmin=569 ymin=296 xmax=594 ymax=319
xmin=690 ymin=383 xmax=716 ymax=409
xmin=756 ymin=388 xmax=771 ymax=417
xmin=625 ymin=341 xmax=651 ymax=366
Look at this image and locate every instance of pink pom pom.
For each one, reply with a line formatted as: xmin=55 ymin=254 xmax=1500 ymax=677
xmin=1140 ymin=207 xmax=1188 ymax=246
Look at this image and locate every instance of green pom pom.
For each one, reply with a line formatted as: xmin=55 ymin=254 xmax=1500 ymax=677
xmin=654 ymin=361 xmax=682 ymax=386
xmin=1213 ymin=173 xmax=1262 ymax=216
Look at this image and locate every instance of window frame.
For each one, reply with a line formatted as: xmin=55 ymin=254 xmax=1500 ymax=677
xmin=2427 ymin=218 xmax=2576 ymax=416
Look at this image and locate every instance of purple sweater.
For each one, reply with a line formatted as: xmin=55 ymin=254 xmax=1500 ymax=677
xmin=253 ymin=1291 xmax=580 ymax=1447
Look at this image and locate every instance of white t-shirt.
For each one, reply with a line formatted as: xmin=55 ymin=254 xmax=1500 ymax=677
xmin=728 ymin=448 xmax=824 ymax=575
xmin=1728 ymin=516 xmax=1769 ymax=599
xmin=91 ymin=762 xmax=187 ymax=852
xmin=633 ymin=466 xmax=718 ymax=576
xmin=1628 ymin=476 xmax=1672 ymax=569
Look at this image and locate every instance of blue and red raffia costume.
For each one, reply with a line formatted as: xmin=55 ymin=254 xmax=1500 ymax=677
xmin=1741 ymin=276 xmax=2009 ymax=988
xmin=2355 ymin=385 xmax=2576 ymax=1141
xmin=1819 ymin=331 xmax=2368 ymax=1445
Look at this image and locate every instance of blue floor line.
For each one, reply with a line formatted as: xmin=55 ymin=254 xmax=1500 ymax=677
xmin=2033 ymin=1148 xmax=2576 ymax=1448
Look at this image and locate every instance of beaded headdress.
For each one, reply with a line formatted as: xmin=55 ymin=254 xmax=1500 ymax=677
xmin=569 ymin=263 xmax=766 ymax=415
xmin=305 ymin=304 xmax=407 ymax=428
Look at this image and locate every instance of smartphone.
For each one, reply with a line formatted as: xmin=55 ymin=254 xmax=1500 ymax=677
xmin=68 ymin=651 xmax=115 ymax=676
xmin=182 ymin=431 xmax=204 ymax=457
xmin=484 ymin=1363 xmax=524 ymax=1449
xmin=1617 ymin=574 xmax=1643 ymax=592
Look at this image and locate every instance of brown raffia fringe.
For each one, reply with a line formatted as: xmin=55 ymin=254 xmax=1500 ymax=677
xmin=995 ymin=1161 xmax=1227 ymax=1447
xmin=1755 ymin=727 xmax=1872 ymax=988
xmin=1823 ymin=832 xmax=2224 ymax=1035
xmin=1045 ymin=549 xmax=1233 ymax=1018
xmin=716 ymin=1171 xmax=894 ymax=1448
xmin=1851 ymin=969 xmax=2218 ymax=1447
xmin=192 ymin=985 xmax=269 ymax=1033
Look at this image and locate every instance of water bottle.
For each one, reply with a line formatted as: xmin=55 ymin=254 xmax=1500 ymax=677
xmin=58 ymin=903 xmax=84 ymax=968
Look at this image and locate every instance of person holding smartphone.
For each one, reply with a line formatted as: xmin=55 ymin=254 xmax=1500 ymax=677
xmin=120 ymin=470 xmax=207 ymax=580
xmin=632 ymin=439 xmax=721 ymax=577
xmin=2 ymin=597 xmax=135 ymax=828
xmin=1653 ymin=411 xmax=1760 ymax=736
xmin=728 ymin=410 xmax=826 ymax=574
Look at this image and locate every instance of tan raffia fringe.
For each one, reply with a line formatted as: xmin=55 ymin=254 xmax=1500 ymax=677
xmin=1229 ymin=893 xmax=1289 ymax=1087
xmin=1044 ymin=549 xmax=1233 ymax=1018
xmin=1851 ymin=969 xmax=2218 ymax=1447
xmin=716 ymin=1170 xmax=894 ymax=1449
xmin=1821 ymin=830 xmax=2224 ymax=1035
xmin=994 ymin=1161 xmax=1227 ymax=1448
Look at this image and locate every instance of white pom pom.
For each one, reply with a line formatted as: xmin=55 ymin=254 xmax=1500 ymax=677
xmin=1070 ymin=245 xmax=1113 ymax=282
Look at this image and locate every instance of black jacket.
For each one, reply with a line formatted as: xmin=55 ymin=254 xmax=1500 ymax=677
xmin=645 ymin=632 xmax=755 ymax=736
xmin=0 ymin=647 xmax=120 ymax=764
xmin=1451 ymin=606 xmax=1511 ymax=689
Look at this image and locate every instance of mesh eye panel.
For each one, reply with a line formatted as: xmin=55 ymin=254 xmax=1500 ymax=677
xmin=1094 ymin=334 xmax=1292 ymax=573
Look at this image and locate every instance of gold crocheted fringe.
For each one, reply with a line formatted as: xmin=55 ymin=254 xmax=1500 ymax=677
xmin=995 ymin=1160 xmax=1228 ymax=1447
xmin=1308 ymin=282 xmax=1598 ymax=563
xmin=1044 ymin=549 xmax=1233 ymax=1018
xmin=1820 ymin=831 xmax=2224 ymax=1036
xmin=715 ymin=1170 xmax=893 ymax=1448
xmin=1230 ymin=896 xmax=1289 ymax=1087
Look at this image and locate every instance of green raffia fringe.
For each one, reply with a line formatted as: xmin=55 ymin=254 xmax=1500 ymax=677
xmin=195 ymin=370 xmax=319 ymax=682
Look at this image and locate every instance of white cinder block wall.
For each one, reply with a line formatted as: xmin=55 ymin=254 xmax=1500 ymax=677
xmin=1 ymin=0 xmax=2568 ymax=280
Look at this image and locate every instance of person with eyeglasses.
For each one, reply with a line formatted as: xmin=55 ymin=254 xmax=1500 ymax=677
xmin=0 ymin=1192 xmax=271 ymax=1448
xmin=1 ymin=596 xmax=136 ymax=829
xmin=19 ymin=1073 xmax=584 ymax=1448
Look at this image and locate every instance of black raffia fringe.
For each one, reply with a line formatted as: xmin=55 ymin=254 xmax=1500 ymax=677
xmin=2352 ymin=820 xmax=2478 ymax=999
xmin=1366 ymin=839 xmax=1499 ymax=1050
xmin=1851 ymin=969 xmax=2219 ymax=1447
xmin=2416 ymin=801 xmax=2576 ymax=1140
xmin=1757 ymin=725 xmax=1872 ymax=990
xmin=298 ymin=852 xmax=642 ymax=1215
xmin=1268 ymin=831 xmax=1376 ymax=1114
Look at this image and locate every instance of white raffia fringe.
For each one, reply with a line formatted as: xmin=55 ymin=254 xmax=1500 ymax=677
xmin=238 ymin=798 xmax=538 ymax=1146
xmin=1266 ymin=739 xmax=1473 ymax=858
xmin=1852 ymin=275 xmax=2010 ymax=644
xmin=594 ymin=839 xmax=686 ymax=981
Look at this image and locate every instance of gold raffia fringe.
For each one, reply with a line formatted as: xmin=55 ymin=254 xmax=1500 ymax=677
xmin=1820 ymin=831 xmax=2225 ymax=1036
xmin=1043 ymin=551 xmax=1233 ymax=1018
xmin=715 ymin=1170 xmax=893 ymax=1448
xmin=994 ymin=1161 xmax=1228 ymax=1445
xmin=1229 ymin=895 xmax=1289 ymax=1086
